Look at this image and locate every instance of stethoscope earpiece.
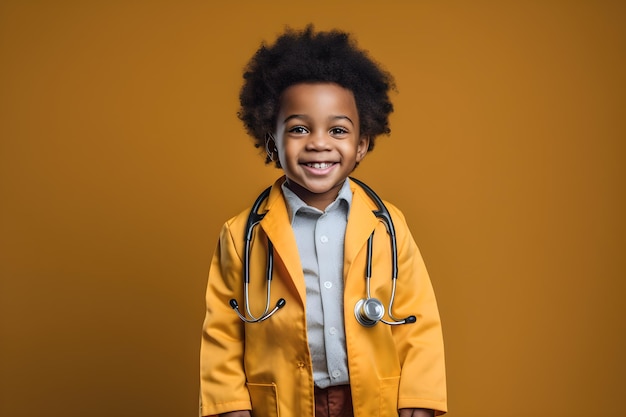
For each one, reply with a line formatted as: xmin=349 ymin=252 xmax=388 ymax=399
xmin=230 ymin=296 xmax=286 ymax=323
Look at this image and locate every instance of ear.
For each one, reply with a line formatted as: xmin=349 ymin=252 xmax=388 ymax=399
xmin=356 ymin=135 xmax=370 ymax=162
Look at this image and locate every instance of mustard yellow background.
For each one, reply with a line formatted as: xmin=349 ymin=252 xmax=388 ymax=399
xmin=1 ymin=1 xmax=624 ymax=416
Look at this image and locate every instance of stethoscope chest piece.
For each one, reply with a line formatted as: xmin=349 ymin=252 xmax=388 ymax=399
xmin=354 ymin=298 xmax=385 ymax=327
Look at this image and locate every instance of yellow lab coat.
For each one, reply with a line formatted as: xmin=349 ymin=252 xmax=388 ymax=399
xmin=200 ymin=177 xmax=447 ymax=417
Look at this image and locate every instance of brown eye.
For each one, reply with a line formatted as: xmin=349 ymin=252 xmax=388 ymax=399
xmin=330 ymin=127 xmax=348 ymax=135
xmin=289 ymin=126 xmax=309 ymax=134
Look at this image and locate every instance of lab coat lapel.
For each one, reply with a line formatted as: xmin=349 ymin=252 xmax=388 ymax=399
xmin=259 ymin=179 xmax=307 ymax=306
xmin=344 ymin=180 xmax=379 ymax=278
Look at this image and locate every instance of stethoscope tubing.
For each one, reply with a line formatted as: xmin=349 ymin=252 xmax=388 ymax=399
xmin=229 ymin=178 xmax=415 ymax=326
xmin=350 ymin=177 xmax=415 ymax=326
xmin=230 ymin=186 xmax=285 ymax=323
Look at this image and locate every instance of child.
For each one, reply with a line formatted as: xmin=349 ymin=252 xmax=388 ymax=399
xmin=200 ymin=26 xmax=447 ymax=417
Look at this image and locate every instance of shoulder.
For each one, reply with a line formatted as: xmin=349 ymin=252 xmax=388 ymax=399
xmin=382 ymin=199 xmax=409 ymax=226
xmin=223 ymin=177 xmax=287 ymax=235
xmin=349 ymin=178 xmax=409 ymax=224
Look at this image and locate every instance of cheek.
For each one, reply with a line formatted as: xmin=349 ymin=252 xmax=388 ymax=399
xmin=277 ymin=142 xmax=295 ymax=166
xmin=282 ymin=140 xmax=301 ymax=157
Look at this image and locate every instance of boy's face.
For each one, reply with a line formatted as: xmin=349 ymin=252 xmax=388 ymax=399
xmin=274 ymin=82 xmax=369 ymax=210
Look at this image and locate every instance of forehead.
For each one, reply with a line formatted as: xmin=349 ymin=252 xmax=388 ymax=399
xmin=278 ymin=82 xmax=358 ymax=118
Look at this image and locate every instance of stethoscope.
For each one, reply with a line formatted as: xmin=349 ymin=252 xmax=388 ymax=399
xmin=229 ymin=177 xmax=416 ymax=327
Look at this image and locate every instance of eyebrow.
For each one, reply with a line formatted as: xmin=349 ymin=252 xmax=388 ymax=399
xmin=283 ymin=114 xmax=355 ymax=126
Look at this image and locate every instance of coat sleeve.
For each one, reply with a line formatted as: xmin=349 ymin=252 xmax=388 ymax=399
xmin=388 ymin=205 xmax=448 ymax=415
xmin=200 ymin=220 xmax=252 ymax=417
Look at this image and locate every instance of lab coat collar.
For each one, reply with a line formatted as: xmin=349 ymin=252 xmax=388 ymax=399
xmin=345 ymin=178 xmax=380 ymax=278
xmin=259 ymin=177 xmax=306 ymax=305
xmin=259 ymin=176 xmax=379 ymax=305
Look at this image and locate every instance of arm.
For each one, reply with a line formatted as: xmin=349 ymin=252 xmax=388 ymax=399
xmin=389 ymin=205 xmax=447 ymax=415
xmin=219 ymin=412 xmax=251 ymax=417
xmin=200 ymin=222 xmax=252 ymax=416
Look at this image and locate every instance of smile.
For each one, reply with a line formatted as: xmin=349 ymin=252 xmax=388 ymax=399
xmin=305 ymin=162 xmax=335 ymax=169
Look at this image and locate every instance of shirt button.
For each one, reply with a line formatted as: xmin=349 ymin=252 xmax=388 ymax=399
xmin=329 ymin=327 xmax=337 ymax=335
xmin=324 ymin=281 xmax=332 ymax=289
xmin=320 ymin=235 xmax=329 ymax=243
xmin=332 ymin=370 xmax=341 ymax=378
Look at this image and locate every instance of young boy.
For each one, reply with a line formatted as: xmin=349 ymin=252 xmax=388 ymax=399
xmin=200 ymin=26 xmax=447 ymax=417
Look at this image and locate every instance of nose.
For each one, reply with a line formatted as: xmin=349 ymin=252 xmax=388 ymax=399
xmin=305 ymin=130 xmax=331 ymax=151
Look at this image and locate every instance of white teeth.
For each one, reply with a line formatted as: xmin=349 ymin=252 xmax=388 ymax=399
xmin=307 ymin=162 xmax=333 ymax=169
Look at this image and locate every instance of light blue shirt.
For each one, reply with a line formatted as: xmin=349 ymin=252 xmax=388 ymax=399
xmin=281 ymin=179 xmax=352 ymax=388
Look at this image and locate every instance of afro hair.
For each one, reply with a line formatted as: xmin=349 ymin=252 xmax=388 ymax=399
xmin=238 ymin=25 xmax=396 ymax=165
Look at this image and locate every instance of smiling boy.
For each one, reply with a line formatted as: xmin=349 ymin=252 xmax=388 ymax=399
xmin=200 ymin=26 xmax=447 ymax=417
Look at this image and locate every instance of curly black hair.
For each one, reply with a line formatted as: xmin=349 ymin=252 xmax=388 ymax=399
xmin=238 ymin=25 xmax=396 ymax=165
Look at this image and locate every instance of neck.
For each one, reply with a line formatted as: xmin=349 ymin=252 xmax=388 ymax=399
xmin=285 ymin=179 xmax=342 ymax=211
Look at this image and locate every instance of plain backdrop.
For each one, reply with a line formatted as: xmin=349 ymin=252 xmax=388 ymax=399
xmin=1 ymin=1 xmax=624 ymax=416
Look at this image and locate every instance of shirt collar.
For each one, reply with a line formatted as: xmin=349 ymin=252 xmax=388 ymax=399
xmin=281 ymin=179 xmax=353 ymax=224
